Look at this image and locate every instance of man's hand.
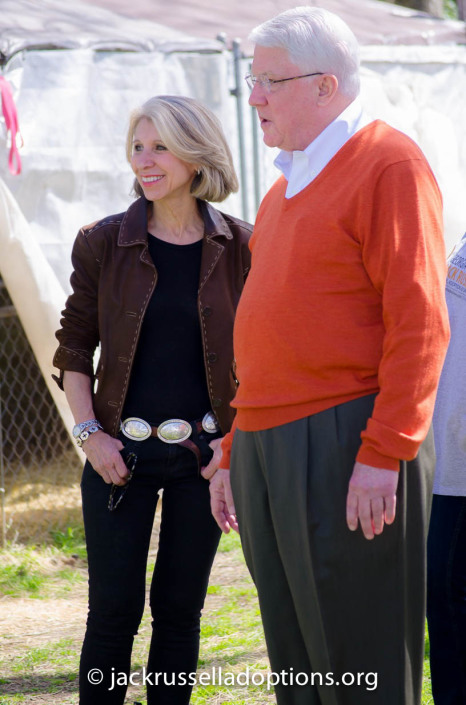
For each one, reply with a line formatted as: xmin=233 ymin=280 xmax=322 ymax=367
xmin=208 ymin=468 xmax=239 ymax=534
xmin=82 ymin=431 xmax=127 ymax=485
xmin=200 ymin=437 xmax=223 ymax=480
xmin=346 ymin=461 xmax=398 ymax=540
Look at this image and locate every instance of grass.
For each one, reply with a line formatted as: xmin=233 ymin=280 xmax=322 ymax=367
xmin=0 ymin=525 xmax=87 ymax=599
xmin=49 ymin=525 xmax=87 ymax=560
xmin=10 ymin=639 xmax=76 ymax=674
xmin=0 ymin=526 xmax=435 ymax=704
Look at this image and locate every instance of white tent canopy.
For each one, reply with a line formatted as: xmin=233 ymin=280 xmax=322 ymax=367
xmin=1 ymin=0 xmax=466 ymax=440
xmin=0 ymin=0 xmax=237 ymax=436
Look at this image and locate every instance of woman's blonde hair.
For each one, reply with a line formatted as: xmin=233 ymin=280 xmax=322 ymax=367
xmin=126 ymin=95 xmax=238 ymax=202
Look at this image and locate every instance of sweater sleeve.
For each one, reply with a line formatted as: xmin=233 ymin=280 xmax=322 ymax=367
xmin=356 ymin=157 xmax=450 ymax=469
xmin=220 ymin=416 xmax=238 ymax=468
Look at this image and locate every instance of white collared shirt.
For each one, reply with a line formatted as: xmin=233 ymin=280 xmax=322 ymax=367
xmin=274 ymin=99 xmax=373 ymax=199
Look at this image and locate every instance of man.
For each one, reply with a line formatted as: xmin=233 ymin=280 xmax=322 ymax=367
xmin=202 ymin=7 xmax=449 ymax=705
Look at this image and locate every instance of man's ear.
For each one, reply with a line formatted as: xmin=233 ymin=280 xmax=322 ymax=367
xmin=316 ymin=74 xmax=339 ymax=106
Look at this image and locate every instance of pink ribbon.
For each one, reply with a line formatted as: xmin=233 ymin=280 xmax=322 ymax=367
xmin=0 ymin=76 xmax=22 ymax=175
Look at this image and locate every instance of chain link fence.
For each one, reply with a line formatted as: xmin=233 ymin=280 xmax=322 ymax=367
xmin=0 ymin=277 xmax=83 ymax=546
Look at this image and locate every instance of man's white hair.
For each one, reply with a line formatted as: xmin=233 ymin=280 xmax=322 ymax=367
xmin=249 ymin=6 xmax=360 ymax=99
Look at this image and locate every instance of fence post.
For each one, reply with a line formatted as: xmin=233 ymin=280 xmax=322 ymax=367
xmin=458 ymin=0 xmax=466 ymax=20
xmin=0 ymin=383 xmax=6 ymax=548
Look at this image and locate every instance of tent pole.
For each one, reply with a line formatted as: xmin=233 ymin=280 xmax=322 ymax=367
xmin=231 ymin=39 xmax=249 ymax=221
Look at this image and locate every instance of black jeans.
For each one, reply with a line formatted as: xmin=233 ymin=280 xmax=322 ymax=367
xmin=79 ymin=433 xmax=221 ymax=705
xmin=427 ymin=494 xmax=466 ymax=705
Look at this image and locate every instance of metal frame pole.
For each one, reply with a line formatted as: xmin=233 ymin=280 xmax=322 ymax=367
xmin=231 ymin=39 xmax=249 ymax=221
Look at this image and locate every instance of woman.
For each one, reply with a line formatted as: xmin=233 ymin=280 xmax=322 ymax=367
xmin=52 ymin=95 xmax=252 ymax=705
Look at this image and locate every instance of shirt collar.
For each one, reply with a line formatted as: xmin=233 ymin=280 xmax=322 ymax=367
xmin=274 ymin=98 xmax=372 ymax=197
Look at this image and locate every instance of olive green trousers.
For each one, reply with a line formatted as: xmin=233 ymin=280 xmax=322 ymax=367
xmin=230 ymin=394 xmax=434 ymax=705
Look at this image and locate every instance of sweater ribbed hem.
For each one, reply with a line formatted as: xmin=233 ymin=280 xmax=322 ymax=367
xmin=227 ymin=393 xmax=407 ymax=471
xmin=233 ymin=391 xmax=374 ymax=433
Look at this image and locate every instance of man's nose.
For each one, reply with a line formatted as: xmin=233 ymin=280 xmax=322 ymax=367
xmin=248 ymin=83 xmax=267 ymax=107
xmin=249 ymin=81 xmax=267 ymax=107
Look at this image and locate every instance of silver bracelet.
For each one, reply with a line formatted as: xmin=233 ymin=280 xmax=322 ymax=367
xmin=72 ymin=418 xmax=100 ymax=437
xmin=76 ymin=422 xmax=103 ymax=448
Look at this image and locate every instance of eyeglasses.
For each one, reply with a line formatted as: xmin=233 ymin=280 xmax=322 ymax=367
xmin=244 ymin=72 xmax=324 ymax=93
xmin=108 ymin=452 xmax=137 ymax=512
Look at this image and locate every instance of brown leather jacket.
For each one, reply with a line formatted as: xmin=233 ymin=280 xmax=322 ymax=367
xmin=52 ymin=197 xmax=252 ymax=436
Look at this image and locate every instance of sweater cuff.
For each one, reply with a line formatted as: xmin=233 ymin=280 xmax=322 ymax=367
xmin=220 ymin=430 xmax=234 ymax=468
xmin=358 ymin=415 xmax=426 ymax=471
xmin=356 ymin=445 xmax=400 ymax=471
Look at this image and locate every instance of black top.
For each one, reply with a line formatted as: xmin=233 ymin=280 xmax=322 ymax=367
xmin=122 ymin=234 xmax=211 ymax=423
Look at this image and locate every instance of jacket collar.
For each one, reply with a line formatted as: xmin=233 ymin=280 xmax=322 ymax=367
xmin=118 ymin=197 xmax=233 ymax=247
xmin=198 ymin=200 xmax=233 ymax=241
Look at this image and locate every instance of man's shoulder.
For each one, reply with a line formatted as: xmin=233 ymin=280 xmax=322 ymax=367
xmin=357 ymin=120 xmax=427 ymax=162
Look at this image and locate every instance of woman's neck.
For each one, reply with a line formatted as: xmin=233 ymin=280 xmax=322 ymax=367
xmin=147 ymin=198 xmax=204 ymax=245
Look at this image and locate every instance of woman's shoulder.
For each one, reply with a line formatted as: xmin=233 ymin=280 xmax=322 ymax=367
xmin=202 ymin=201 xmax=253 ymax=243
xmin=79 ymin=210 xmax=127 ymax=240
xmin=71 ymin=210 xmax=128 ymax=266
xmin=221 ymin=211 xmax=254 ymax=236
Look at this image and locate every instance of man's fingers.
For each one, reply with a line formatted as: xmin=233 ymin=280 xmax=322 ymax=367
xmin=371 ymin=497 xmax=385 ymax=535
xmin=358 ymin=498 xmax=375 ymax=540
xmin=227 ymin=513 xmax=239 ymax=534
xmin=347 ymin=493 xmax=394 ymax=539
xmin=208 ymin=468 xmax=238 ymax=534
xmin=384 ymin=494 xmax=397 ymax=525
xmin=224 ymin=481 xmax=236 ymax=517
xmin=346 ymin=491 xmax=358 ymax=531
xmin=347 ymin=462 xmax=399 ymax=539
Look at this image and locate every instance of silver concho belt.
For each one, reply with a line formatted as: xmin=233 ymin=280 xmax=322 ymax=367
xmin=120 ymin=411 xmax=219 ymax=444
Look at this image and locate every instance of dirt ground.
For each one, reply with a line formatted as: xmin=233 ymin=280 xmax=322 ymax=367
xmin=0 ymin=510 xmax=259 ymax=705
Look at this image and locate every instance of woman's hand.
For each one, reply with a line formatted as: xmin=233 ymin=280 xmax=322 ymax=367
xmin=82 ymin=431 xmax=128 ymax=485
xmin=62 ymin=371 xmax=127 ymax=485
xmin=200 ymin=437 xmax=224 ymax=480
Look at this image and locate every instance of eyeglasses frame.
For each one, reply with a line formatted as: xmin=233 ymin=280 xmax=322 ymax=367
xmin=107 ymin=451 xmax=137 ymax=512
xmin=245 ymin=72 xmax=324 ymax=93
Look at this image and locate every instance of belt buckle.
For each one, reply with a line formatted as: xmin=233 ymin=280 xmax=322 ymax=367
xmin=157 ymin=419 xmax=192 ymax=444
xmin=120 ymin=417 xmax=152 ymax=441
xmin=202 ymin=411 xmax=219 ymax=434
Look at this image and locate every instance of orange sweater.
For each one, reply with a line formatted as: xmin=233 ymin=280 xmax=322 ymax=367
xmin=222 ymin=121 xmax=449 ymax=470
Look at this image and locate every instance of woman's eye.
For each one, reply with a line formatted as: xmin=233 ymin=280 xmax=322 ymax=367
xmin=155 ymin=144 xmax=167 ymax=151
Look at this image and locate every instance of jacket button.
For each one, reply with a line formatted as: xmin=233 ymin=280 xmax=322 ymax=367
xmin=212 ymin=398 xmax=222 ymax=408
xmin=203 ymin=306 xmax=213 ymax=317
xmin=207 ymin=352 xmax=217 ymax=363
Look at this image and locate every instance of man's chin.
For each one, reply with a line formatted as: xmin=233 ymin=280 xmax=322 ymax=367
xmin=261 ymin=130 xmax=280 ymax=149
